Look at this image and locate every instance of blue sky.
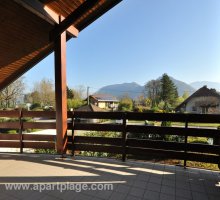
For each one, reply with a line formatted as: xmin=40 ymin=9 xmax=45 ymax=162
xmin=25 ymin=0 xmax=220 ymax=93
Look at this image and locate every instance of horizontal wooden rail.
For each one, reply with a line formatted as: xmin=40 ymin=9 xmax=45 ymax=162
xmin=0 ymin=110 xmax=56 ymax=152
xmin=74 ymin=123 xmax=124 ymax=132
xmin=73 ymin=111 xmax=124 ymax=119
xmin=23 ymin=134 xmax=55 ymax=141
xmin=69 ymin=111 xmax=220 ymax=167
xmin=0 ymin=111 xmax=20 ymax=117
xmin=22 ymin=111 xmax=56 ymax=118
xmin=127 ymin=125 xmax=220 ymax=138
xmin=23 ymin=122 xmax=56 ymax=129
xmin=73 ymin=136 xmax=122 ymax=146
xmin=73 ymin=144 xmax=123 ymax=154
xmin=0 ymin=122 xmax=20 ymax=129
xmin=23 ymin=142 xmax=55 ymax=149
xmin=0 ymin=141 xmax=20 ymax=148
xmin=0 ymin=134 xmax=20 ymax=140
xmin=0 ymin=110 xmax=220 ymax=168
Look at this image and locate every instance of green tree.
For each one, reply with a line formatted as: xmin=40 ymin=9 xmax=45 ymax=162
xmin=145 ymin=79 xmax=161 ymax=107
xmin=160 ymin=74 xmax=178 ymax=111
xmin=118 ymin=96 xmax=133 ymax=111
xmin=67 ymin=86 xmax=74 ymax=99
xmin=182 ymin=91 xmax=189 ymax=100
xmin=30 ymin=78 xmax=55 ymax=108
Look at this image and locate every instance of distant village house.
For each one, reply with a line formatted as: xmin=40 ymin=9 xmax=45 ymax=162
xmin=176 ymin=86 xmax=220 ymax=114
xmin=87 ymin=94 xmax=119 ymax=111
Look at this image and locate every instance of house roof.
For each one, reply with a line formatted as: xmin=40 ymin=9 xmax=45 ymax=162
xmin=90 ymin=94 xmax=119 ymax=102
xmin=75 ymin=103 xmax=106 ymax=112
xmin=176 ymin=85 xmax=220 ymax=110
xmin=0 ymin=0 xmax=122 ymax=91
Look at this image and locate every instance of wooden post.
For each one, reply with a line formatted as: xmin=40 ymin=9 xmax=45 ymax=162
xmin=19 ymin=108 xmax=23 ymax=153
xmin=122 ymin=112 xmax=127 ymax=162
xmin=71 ymin=112 xmax=75 ymax=157
xmin=184 ymin=119 xmax=188 ymax=168
xmin=54 ymin=16 xmax=67 ymax=154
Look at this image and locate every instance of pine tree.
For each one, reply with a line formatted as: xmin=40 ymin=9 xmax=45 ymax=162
xmin=160 ymin=74 xmax=178 ymax=110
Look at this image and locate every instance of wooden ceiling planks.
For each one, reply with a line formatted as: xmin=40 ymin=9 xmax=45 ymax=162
xmin=0 ymin=0 xmax=122 ymax=91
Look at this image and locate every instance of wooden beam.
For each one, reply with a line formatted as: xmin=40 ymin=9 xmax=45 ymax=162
xmin=77 ymin=0 xmax=123 ymax=31
xmin=14 ymin=0 xmax=78 ymax=37
xmin=50 ymin=0 xmax=99 ymax=41
xmin=54 ymin=18 xmax=68 ymax=154
xmin=39 ymin=0 xmax=57 ymax=4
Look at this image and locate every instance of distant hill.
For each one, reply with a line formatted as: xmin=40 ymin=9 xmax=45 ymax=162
xmin=96 ymin=82 xmax=144 ymax=99
xmin=169 ymin=77 xmax=195 ymax=96
xmin=96 ymin=76 xmax=196 ymax=99
xmin=190 ymin=81 xmax=220 ymax=91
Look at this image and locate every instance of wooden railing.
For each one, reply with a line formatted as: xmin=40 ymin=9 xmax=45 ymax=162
xmin=0 ymin=110 xmax=56 ymax=152
xmin=69 ymin=112 xmax=220 ymax=167
xmin=0 ymin=110 xmax=220 ymax=167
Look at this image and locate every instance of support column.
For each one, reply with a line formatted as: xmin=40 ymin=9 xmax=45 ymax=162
xmin=54 ymin=22 xmax=67 ymax=154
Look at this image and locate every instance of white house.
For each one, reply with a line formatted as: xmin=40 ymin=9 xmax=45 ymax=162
xmin=176 ymin=86 xmax=220 ymax=114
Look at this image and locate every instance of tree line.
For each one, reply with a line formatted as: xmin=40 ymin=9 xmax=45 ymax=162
xmin=118 ymin=73 xmax=189 ymax=112
xmin=0 ymin=74 xmax=188 ymax=112
xmin=0 ymin=77 xmax=86 ymax=111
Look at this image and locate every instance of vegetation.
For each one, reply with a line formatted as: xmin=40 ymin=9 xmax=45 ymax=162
xmin=118 ymin=96 xmax=133 ymax=111
xmin=0 ymin=77 xmax=25 ymax=108
xmin=77 ymin=131 xmax=122 ymax=158
xmin=24 ymin=78 xmax=55 ymax=109
xmin=66 ymin=85 xmax=86 ymax=110
xmin=160 ymin=73 xmax=178 ymax=111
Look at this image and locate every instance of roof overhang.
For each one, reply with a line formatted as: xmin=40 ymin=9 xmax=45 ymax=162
xmin=0 ymin=0 xmax=122 ymax=91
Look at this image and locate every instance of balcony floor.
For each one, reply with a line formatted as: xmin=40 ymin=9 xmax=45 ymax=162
xmin=0 ymin=153 xmax=219 ymax=200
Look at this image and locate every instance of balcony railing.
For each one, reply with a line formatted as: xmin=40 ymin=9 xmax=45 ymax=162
xmin=0 ymin=110 xmax=220 ymax=167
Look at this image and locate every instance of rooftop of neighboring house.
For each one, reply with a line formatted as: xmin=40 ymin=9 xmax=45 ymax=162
xmin=176 ymin=85 xmax=220 ymax=109
xmin=75 ymin=103 xmax=106 ymax=112
xmin=89 ymin=94 xmax=119 ymax=102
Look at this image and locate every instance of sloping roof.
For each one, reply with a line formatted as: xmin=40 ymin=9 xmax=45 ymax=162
xmin=0 ymin=0 xmax=122 ymax=90
xmin=90 ymin=94 xmax=119 ymax=102
xmin=75 ymin=103 xmax=106 ymax=112
xmin=176 ymin=86 xmax=220 ymax=109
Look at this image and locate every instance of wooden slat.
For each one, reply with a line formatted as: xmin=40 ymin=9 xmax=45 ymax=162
xmin=0 ymin=122 xmax=20 ymax=129
xmin=22 ymin=111 xmax=56 ymax=118
xmin=23 ymin=142 xmax=55 ymax=149
xmin=126 ymin=112 xmax=220 ymax=123
xmin=73 ymin=144 xmax=122 ymax=154
xmin=126 ymin=147 xmax=220 ymax=164
xmin=73 ymin=111 xmax=124 ymax=119
xmin=0 ymin=141 xmax=20 ymax=148
xmin=126 ymin=112 xmax=187 ymax=122
xmin=127 ymin=125 xmax=220 ymax=138
xmin=73 ymin=136 xmax=122 ymax=146
xmin=186 ymin=152 xmax=220 ymax=163
xmin=23 ymin=122 xmax=56 ymax=129
xmin=187 ymin=143 xmax=220 ymax=154
xmin=126 ymin=147 xmax=185 ymax=159
xmin=127 ymin=139 xmax=220 ymax=154
xmin=74 ymin=123 xmax=123 ymax=132
xmin=23 ymin=134 xmax=55 ymax=141
xmin=0 ymin=111 xmax=20 ymax=117
xmin=127 ymin=139 xmax=185 ymax=151
xmin=0 ymin=134 xmax=20 ymax=140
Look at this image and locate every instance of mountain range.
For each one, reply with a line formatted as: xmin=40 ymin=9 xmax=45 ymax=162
xmin=190 ymin=81 xmax=220 ymax=91
xmin=96 ymin=77 xmax=220 ymax=99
